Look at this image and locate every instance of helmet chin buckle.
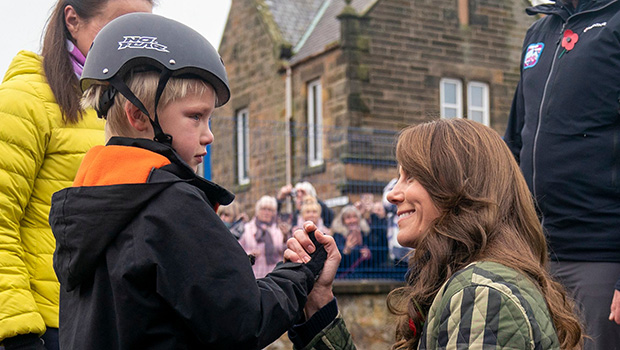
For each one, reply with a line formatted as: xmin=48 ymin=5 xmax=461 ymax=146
xmin=96 ymin=86 xmax=118 ymax=119
xmin=153 ymin=129 xmax=173 ymax=145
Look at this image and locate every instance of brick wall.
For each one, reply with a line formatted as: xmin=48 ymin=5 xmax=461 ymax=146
xmin=358 ymin=0 xmax=534 ymax=134
xmin=213 ymin=0 xmax=291 ymax=211
xmin=211 ymin=0 xmax=535 ymax=214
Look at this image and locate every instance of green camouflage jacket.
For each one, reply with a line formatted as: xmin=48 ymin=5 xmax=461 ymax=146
xmin=301 ymin=261 xmax=560 ymax=350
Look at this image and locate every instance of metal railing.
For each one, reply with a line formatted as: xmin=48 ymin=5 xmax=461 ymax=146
xmin=209 ymin=116 xmax=410 ymax=281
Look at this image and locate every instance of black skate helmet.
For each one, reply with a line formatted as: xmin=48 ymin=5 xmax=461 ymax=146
xmin=81 ymin=12 xmax=230 ymax=144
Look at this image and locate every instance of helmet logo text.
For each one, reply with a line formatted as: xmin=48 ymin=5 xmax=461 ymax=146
xmin=118 ymin=36 xmax=170 ymax=52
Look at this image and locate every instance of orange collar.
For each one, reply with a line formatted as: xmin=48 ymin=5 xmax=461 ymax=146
xmin=74 ymin=145 xmax=172 ymax=187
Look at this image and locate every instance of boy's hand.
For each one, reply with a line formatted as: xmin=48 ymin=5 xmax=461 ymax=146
xmin=284 ymin=221 xmax=341 ymax=318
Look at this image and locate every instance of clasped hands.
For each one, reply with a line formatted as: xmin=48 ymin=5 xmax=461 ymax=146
xmin=284 ymin=221 xmax=341 ymax=319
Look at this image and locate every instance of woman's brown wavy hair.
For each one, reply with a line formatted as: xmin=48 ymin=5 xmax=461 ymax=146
xmin=385 ymin=118 xmax=583 ymax=349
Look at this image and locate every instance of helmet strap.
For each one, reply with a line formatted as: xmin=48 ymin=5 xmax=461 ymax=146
xmin=152 ymin=70 xmax=173 ymax=144
xmin=96 ymin=86 xmax=117 ymax=119
xmin=107 ymin=74 xmax=173 ymax=146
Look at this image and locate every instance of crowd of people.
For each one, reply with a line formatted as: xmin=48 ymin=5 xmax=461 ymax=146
xmin=217 ymin=182 xmax=411 ymax=280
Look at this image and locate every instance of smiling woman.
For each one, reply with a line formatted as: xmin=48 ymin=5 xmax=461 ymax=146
xmin=284 ymin=118 xmax=585 ymax=350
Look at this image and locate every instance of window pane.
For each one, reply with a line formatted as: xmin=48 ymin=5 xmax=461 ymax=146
xmin=469 ymin=110 xmax=483 ymax=124
xmin=444 ymin=108 xmax=457 ymax=118
xmin=470 ymin=86 xmax=483 ymax=107
xmin=444 ymin=83 xmax=457 ymax=104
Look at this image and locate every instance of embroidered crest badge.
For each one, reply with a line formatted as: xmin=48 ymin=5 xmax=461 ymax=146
xmin=524 ymin=42 xmax=544 ymax=70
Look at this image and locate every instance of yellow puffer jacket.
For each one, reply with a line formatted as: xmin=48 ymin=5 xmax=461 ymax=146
xmin=0 ymin=50 xmax=104 ymax=341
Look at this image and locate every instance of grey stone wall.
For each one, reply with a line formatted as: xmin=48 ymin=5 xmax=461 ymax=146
xmin=266 ymin=281 xmax=403 ymax=349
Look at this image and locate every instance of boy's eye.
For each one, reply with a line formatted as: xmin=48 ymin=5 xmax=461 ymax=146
xmin=190 ymin=114 xmax=200 ymax=121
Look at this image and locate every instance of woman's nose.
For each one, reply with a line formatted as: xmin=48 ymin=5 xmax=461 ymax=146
xmin=387 ymin=187 xmax=402 ymax=205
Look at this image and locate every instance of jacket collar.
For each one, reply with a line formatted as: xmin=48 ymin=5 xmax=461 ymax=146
xmin=107 ymin=137 xmax=234 ymax=206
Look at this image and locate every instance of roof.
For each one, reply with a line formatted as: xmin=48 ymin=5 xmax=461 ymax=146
xmin=263 ymin=0 xmax=378 ymax=64
xmin=265 ymin=0 xmax=326 ymax=46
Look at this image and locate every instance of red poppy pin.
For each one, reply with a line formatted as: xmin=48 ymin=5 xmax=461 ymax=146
xmin=559 ymin=29 xmax=579 ymax=58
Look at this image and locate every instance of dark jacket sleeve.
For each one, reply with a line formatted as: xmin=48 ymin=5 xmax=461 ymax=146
xmin=141 ymin=183 xmax=316 ymax=349
xmin=504 ymin=78 xmax=525 ymax=164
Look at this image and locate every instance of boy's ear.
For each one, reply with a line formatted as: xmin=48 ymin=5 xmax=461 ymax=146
xmin=125 ymin=101 xmax=151 ymax=132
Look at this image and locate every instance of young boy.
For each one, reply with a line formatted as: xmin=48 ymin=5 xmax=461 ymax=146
xmin=49 ymin=13 xmax=324 ymax=349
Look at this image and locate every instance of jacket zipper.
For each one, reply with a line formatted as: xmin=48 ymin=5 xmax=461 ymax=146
xmin=532 ymin=0 xmax=617 ymax=200
xmin=532 ymin=23 xmax=565 ymax=200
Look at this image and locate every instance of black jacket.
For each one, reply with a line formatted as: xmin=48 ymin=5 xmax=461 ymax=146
xmin=504 ymin=0 xmax=620 ymax=265
xmin=50 ymin=137 xmax=316 ymax=349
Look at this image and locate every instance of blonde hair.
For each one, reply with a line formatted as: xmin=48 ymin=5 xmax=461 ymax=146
xmin=217 ymin=201 xmax=241 ymax=219
xmin=331 ymin=205 xmax=370 ymax=236
xmin=82 ymin=71 xmax=216 ymax=136
xmin=300 ymin=195 xmax=321 ymax=216
xmin=294 ymin=181 xmax=317 ymax=197
xmin=254 ymin=195 xmax=277 ymax=213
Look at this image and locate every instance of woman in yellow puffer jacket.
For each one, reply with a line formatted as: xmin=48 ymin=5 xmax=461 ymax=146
xmin=0 ymin=1 xmax=153 ymax=349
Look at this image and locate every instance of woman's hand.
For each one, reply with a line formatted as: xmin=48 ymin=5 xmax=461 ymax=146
xmin=284 ymin=221 xmax=341 ymax=318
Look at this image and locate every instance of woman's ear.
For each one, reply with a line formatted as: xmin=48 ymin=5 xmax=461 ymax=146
xmin=64 ymin=5 xmax=80 ymax=40
xmin=125 ymin=101 xmax=151 ymax=132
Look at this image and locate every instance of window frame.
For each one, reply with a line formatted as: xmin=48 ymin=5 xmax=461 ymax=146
xmin=440 ymin=78 xmax=463 ymax=119
xmin=236 ymin=108 xmax=250 ymax=185
xmin=307 ymin=79 xmax=324 ymax=167
xmin=467 ymin=81 xmax=490 ymax=126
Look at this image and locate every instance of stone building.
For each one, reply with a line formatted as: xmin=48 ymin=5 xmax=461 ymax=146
xmin=211 ymin=0 xmax=535 ymax=213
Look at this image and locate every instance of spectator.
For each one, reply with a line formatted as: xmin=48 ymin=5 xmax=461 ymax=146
xmin=504 ymin=1 xmax=620 ymax=347
xmin=293 ymin=196 xmax=330 ymax=236
xmin=217 ymin=201 xmax=247 ymax=240
xmin=367 ymin=201 xmax=389 ymax=270
xmin=276 ymin=181 xmax=335 ymax=228
xmin=49 ymin=13 xmax=325 ymax=348
xmin=353 ymin=193 xmax=374 ymax=221
xmin=0 ymin=1 xmax=153 ymax=349
xmin=240 ymin=196 xmax=286 ymax=278
xmin=286 ymin=119 xmax=584 ymax=350
xmin=330 ymin=205 xmax=375 ymax=278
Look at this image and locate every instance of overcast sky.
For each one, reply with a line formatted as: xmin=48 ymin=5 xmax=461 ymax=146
xmin=0 ymin=1 xmax=232 ymax=78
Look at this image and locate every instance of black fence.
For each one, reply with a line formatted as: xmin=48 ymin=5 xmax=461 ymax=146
xmin=209 ymin=116 xmax=411 ymax=281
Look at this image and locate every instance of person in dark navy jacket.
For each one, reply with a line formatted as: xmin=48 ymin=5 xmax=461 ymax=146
xmin=504 ymin=1 xmax=620 ymax=348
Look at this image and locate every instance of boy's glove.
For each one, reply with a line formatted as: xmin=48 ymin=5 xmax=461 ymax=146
xmin=304 ymin=229 xmax=328 ymax=278
xmin=3 ymin=334 xmax=45 ymax=350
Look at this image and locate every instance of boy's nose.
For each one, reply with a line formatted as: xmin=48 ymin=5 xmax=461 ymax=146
xmin=201 ymin=127 xmax=214 ymax=145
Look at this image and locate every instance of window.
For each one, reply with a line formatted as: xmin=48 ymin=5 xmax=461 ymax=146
xmin=440 ymin=78 xmax=491 ymax=126
xmin=236 ymin=108 xmax=250 ymax=185
xmin=467 ymin=82 xmax=490 ymax=126
xmin=440 ymin=78 xmax=463 ymax=119
xmin=307 ymin=79 xmax=323 ymax=167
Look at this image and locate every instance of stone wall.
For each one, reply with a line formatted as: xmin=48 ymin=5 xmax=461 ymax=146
xmin=266 ymin=281 xmax=403 ymax=349
xmin=356 ymin=0 xmax=534 ymax=134
xmin=211 ymin=0 xmax=536 ymax=214
xmin=213 ymin=0 xmax=291 ymax=211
